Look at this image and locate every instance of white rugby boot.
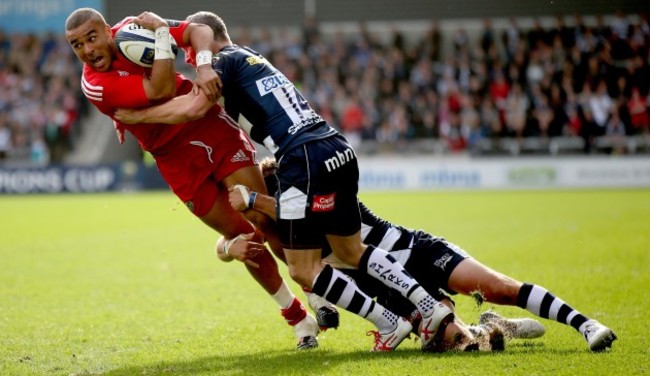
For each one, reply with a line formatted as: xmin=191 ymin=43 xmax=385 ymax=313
xmin=479 ymin=310 xmax=546 ymax=340
xmin=293 ymin=314 xmax=319 ymax=350
xmin=367 ymin=317 xmax=413 ymax=352
xmin=581 ymin=320 xmax=617 ymax=352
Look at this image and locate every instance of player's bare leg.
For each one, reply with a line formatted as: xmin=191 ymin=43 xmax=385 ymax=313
xmin=222 ymin=166 xmax=340 ymax=330
xmin=448 ymin=258 xmax=616 ymax=351
xmin=203 ymin=190 xmax=318 ymax=349
xmin=223 ymin=166 xmax=286 ymax=260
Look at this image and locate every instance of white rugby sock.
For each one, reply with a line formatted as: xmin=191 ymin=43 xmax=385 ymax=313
xmin=360 ymin=244 xmax=438 ymax=317
xmin=271 ymin=281 xmax=294 ymax=309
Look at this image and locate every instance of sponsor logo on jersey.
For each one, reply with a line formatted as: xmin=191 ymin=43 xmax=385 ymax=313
xmin=256 ymin=73 xmax=290 ymax=96
xmin=323 ymin=147 xmax=356 ymax=172
xmin=230 ymin=149 xmax=250 ymax=163
xmin=287 ymin=115 xmax=322 ymax=135
xmin=311 ymin=193 xmax=335 ymax=212
xmin=189 ymin=141 xmax=214 ymax=163
xmin=246 ymin=56 xmax=265 ymax=65
xmin=117 ymin=70 xmax=129 ymax=77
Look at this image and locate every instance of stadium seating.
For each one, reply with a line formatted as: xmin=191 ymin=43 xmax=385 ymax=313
xmin=1 ymin=12 xmax=648 ymax=166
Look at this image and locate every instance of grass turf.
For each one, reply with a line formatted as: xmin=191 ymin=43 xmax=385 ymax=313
xmin=0 ymin=189 xmax=648 ymax=375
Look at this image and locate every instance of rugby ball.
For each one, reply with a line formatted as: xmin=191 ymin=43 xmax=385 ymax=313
xmin=114 ymin=23 xmax=178 ymax=68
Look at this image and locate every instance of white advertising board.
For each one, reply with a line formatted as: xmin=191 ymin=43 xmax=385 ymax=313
xmin=358 ymin=156 xmax=650 ymax=191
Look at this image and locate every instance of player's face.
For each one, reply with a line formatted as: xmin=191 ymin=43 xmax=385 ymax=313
xmin=66 ymin=19 xmax=115 ymax=72
xmin=183 ymin=46 xmax=197 ymax=67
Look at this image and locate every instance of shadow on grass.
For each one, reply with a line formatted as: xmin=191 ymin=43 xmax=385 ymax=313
xmin=101 ymin=342 xmax=584 ymax=376
xmin=100 ymin=348 xmax=470 ymax=375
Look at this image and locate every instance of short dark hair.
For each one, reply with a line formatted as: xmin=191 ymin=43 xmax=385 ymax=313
xmin=65 ymin=8 xmax=106 ymax=31
xmin=186 ymin=11 xmax=230 ymax=42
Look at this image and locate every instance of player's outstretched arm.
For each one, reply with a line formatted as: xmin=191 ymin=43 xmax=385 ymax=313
xmin=114 ymin=89 xmax=213 ymax=124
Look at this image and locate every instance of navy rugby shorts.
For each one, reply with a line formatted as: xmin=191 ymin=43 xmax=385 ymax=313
xmin=275 ymin=134 xmax=361 ymax=249
xmin=405 ymin=231 xmax=470 ymax=296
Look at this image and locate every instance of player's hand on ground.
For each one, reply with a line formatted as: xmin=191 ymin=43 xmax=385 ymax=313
xmin=113 ymin=108 xmax=141 ymax=124
xmin=228 ymin=185 xmax=250 ymax=212
xmin=134 ymin=11 xmax=168 ymax=30
xmin=193 ymin=66 xmax=222 ymax=102
xmin=227 ymin=233 xmax=264 ymax=268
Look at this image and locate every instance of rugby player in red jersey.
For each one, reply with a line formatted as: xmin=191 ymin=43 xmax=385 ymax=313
xmin=64 ymin=8 xmax=327 ymax=349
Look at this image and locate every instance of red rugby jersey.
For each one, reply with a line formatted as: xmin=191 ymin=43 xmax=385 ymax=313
xmin=80 ymin=17 xmax=192 ymax=152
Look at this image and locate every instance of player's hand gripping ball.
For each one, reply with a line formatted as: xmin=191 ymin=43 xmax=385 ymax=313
xmin=114 ymin=23 xmax=178 ymax=67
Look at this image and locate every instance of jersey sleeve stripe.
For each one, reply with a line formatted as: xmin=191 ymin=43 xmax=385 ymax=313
xmin=81 ymin=77 xmax=103 ymax=91
xmin=81 ymin=79 xmax=104 ymax=100
xmin=81 ymin=86 xmax=102 ymax=101
xmin=217 ymin=108 xmax=240 ymax=130
xmin=83 ymin=92 xmax=103 ymax=101
xmin=81 ymin=77 xmax=103 ymax=101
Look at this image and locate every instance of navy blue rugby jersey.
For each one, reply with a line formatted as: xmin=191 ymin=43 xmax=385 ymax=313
xmin=213 ymin=45 xmax=337 ymax=157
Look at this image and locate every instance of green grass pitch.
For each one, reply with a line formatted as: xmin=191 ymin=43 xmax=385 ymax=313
xmin=1 ymin=189 xmax=648 ymax=375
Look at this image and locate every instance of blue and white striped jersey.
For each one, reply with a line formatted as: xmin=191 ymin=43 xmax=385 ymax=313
xmin=214 ymin=45 xmax=337 ymax=157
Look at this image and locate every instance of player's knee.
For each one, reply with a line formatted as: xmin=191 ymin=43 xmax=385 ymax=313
xmin=287 ymin=265 xmax=312 ymax=288
xmin=327 ymin=242 xmax=364 ymax=267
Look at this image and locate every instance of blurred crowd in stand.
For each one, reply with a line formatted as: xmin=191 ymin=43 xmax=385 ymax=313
xmin=241 ymin=11 xmax=650 ymax=155
xmin=235 ymin=13 xmax=650 ymax=153
xmin=1 ymin=11 xmax=648 ymax=165
xmin=0 ymin=30 xmax=87 ymax=165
